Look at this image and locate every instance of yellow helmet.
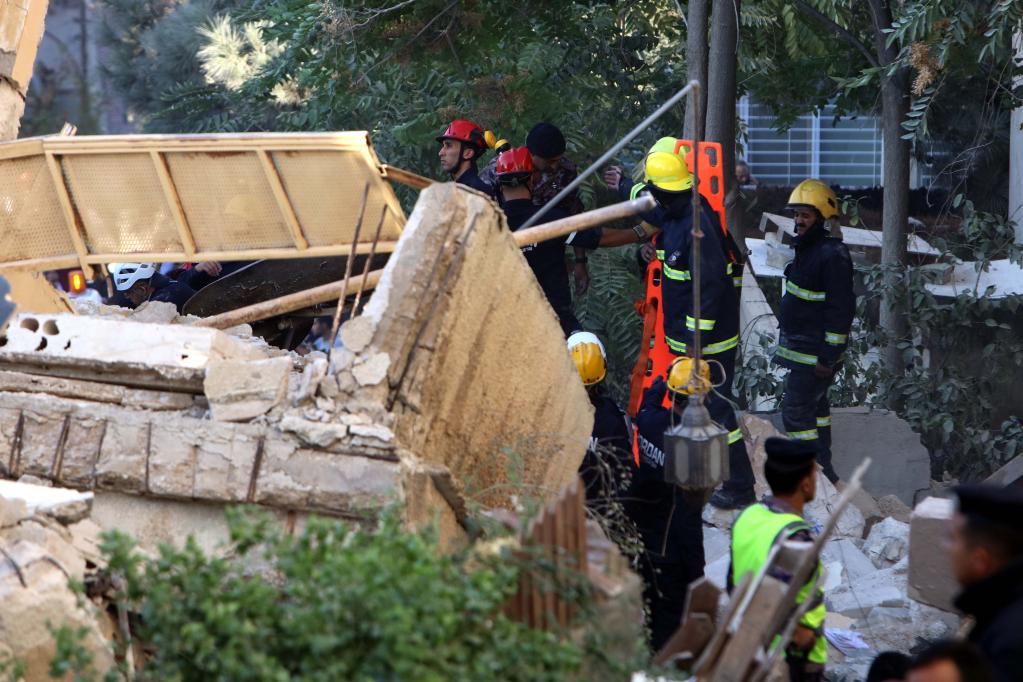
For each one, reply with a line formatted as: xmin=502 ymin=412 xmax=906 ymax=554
xmin=667 ymin=356 xmax=711 ymax=395
xmin=786 ymin=179 xmax=838 ymax=219
xmin=567 ymin=331 xmax=606 ymax=386
xmin=644 ymin=151 xmax=693 ymax=193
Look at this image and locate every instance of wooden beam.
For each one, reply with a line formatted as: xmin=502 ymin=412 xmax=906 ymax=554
xmin=257 ymin=149 xmax=309 ymax=250
xmin=43 ymin=152 xmax=93 ymax=279
xmin=380 ymin=165 xmax=434 ymax=190
xmin=150 ymin=150 xmax=197 ymax=258
xmin=512 ymin=195 xmax=656 ymax=248
xmin=195 ymin=268 xmax=384 ymax=329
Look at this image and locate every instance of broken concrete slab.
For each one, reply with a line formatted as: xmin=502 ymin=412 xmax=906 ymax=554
xmin=129 ymin=300 xmax=179 ymax=324
xmin=204 ymin=356 xmax=291 ymax=422
xmin=0 ymin=479 xmax=92 ymax=520
xmin=862 ymin=517 xmax=910 ymax=569
xmin=704 ymin=552 xmax=731 ymax=591
xmin=703 ymin=525 xmax=731 ymax=564
xmin=984 ymin=453 xmax=1023 ymax=487
xmin=821 ymin=538 xmax=876 ymax=583
xmin=826 ymin=564 xmax=908 ymax=618
xmin=908 ymin=496 xmax=958 ymax=612
xmin=829 ymin=407 xmax=930 ymax=506
xmin=1 ymin=313 xmax=268 ymax=370
xmin=876 ymin=494 xmax=912 ymax=524
xmin=0 ymin=369 xmax=195 ymax=410
xmin=806 ymin=472 xmax=866 ymax=540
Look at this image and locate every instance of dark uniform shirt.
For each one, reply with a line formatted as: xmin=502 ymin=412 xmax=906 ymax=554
xmin=108 ymin=273 xmax=196 ymax=313
xmin=954 ymin=559 xmax=1023 ymax=682
xmin=776 ymin=224 xmax=855 ymax=369
xmin=482 ymin=156 xmax=585 ymax=215
xmin=580 ymin=392 xmax=633 ymax=504
xmin=455 ymin=166 xmax=494 ymax=196
xmin=632 ymin=381 xmax=705 ymax=565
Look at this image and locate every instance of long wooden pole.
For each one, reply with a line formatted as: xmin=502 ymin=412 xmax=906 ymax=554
xmin=195 ymin=270 xmax=384 ymax=330
xmin=512 ymin=194 xmax=655 ymax=248
xmin=196 ymin=194 xmax=653 ymax=329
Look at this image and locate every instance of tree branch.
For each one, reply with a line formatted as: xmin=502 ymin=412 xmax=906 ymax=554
xmin=791 ymin=0 xmax=879 ymax=70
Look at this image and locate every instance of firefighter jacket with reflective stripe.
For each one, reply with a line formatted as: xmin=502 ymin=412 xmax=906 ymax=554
xmin=776 ymin=224 xmax=855 ymax=369
xmin=630 ymin=383 xmax=705 ymax=564
xmin=729 ymin=500 xmax=827 ymax=665
xmin=657 ymin=203 xmax=738 ymax=357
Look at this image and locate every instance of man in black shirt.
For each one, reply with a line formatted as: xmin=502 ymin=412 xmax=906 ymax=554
xmin=494 ymin=146 xmax=598 ymax=335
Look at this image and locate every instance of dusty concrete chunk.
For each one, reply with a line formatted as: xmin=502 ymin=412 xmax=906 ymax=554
xmin=339 ymin=316 xmax=376 ymax=353
xmin=349 ymin=423 xmax=394 ymax=443
xmin=352 ymin=352 xmax=390 ymax=386
xmin=193 ymin=424 xmax=262 ymax=503
xmin=821 ymin=538 xmax=876 ymax=582
xmin=908 ymin=496 xmax=958 ymax=611
xmin=863 ymin=517 xmax=910 ymax=568
xmin=292 ymin=357 xmax=328 ymax=405
xmin=94 ymin=420 xmax=149 ymax=493
xmin=0 ymin=496 xmax=28 ymax=527
xmin=806 ymin=472 xmax=865 ymax=539
xmin=826 ymin=565 xmax=907 ymax=617
xmin=877 ymin=494 xmax=912 ymax=524
xmin=129 ymin=300 xmax=179 ymax=324
xmin=703 ymin=525 xmax=731 ymax=564
xmin=147 ymin=423 xmax=197 ymax=498
xmin=205 ymin=356 xmax=291 ymax=422
xmin=55 ymin=417 xmax=105 ymax=488
xmin=278 ymin=415 xmax=348 ymax=448
xmin=16 ymin=409 xmax=64 ymax=478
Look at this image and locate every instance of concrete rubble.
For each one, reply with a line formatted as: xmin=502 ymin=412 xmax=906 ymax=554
xmin=0 ymin=184 xmax=591 ymax=555
xmin=699 ymin=414 xmax=964 ymax=681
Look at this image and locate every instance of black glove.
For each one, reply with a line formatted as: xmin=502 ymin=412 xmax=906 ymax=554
xmin=646 ymin=376 xmax=668 ymax=405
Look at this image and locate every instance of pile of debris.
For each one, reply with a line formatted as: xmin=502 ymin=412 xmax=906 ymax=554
xmin=0 ymin=184 xmax=593 ymax=553
xmin=700 ymin=415 xmax=963 ymax=682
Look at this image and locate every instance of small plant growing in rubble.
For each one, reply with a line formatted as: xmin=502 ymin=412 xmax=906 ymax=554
xmin=47 ymin=505 xmax=648 ymax=681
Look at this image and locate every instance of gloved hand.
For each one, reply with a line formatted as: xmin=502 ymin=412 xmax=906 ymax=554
xmin=647 ymin=376 xmax=668 ymax=403
xmin=813 ymin=362 xmax=834 ymax=380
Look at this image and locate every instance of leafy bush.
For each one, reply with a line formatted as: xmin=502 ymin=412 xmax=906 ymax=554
xmin=48 ymin=507 xmax=640 ymax=681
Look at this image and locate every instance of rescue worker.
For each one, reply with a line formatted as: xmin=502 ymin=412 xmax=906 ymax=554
xmin=728 ymin=437 xmax=827 ymax=681
xmin=906 ymin=640 xmax=993 ymax=682
xmin=494 ymin=146 xmax=598 ymax=336
xmin=108 ymin=262 xmax=196 ymax=313
xmin=948 ymin=484 xmax=1023 ymax=682
xmin=632 ymin=146 xmax=753 ymax=510
xmin=436 ymin=119 xmax=492 ymax=194
xmin=568 ymin=331 xmax=633 ymax=510
xmin=775 ymin=180 xmax=855 ymax=484
xmin=483 ymin=123 xmax=591 ymax=292
xmin=632 ymin=358 xmax=710 ymax=652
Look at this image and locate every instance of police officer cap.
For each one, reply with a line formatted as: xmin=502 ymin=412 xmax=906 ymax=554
xmin=954 ymin=484 xmax=1023 ymax=523
xmin=765 ymin=437 xmax=817 ymax=472
xmin=526 ymin=122 xmax=566 ymax=159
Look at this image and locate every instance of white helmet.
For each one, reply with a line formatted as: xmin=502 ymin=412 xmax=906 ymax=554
xmin=109 ymin=263 xmax=156 ymax=292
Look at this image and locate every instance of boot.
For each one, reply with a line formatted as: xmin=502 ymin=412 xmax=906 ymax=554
xmin=709 ymin=486 xmax=755 ymax=510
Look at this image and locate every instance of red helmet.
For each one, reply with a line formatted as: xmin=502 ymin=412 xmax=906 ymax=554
xmin=495 ymin=146 xmax=534 ymax=179
xmin=436 ymin=119 xmax=486 ymax=149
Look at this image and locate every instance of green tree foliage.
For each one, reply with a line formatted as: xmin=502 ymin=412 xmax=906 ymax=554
xmin=47 ymin=507 xmax=649 ymax=681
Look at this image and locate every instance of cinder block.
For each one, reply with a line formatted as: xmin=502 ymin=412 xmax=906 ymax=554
xmin=908 ymin=496 xmax=958 ymax=612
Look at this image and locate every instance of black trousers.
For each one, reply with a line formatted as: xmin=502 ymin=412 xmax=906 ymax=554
xmin=710 ymin=347 xmax=755 ymax=494
xmin=781 ymin=366 xmax=837 ymax=481
xmin=637 ymin=551 xmax=705 ymax=653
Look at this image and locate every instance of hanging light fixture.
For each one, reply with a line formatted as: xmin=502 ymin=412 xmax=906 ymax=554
xmin=662 ymin=85 xmax=730 ymax=493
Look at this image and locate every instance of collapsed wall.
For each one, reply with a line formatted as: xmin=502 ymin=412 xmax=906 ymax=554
xmin=0 ymin=182 xmax=593 ymax=548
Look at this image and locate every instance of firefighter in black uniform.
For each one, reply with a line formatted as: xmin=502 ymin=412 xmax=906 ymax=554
xmin=494 ymin=146 xmax=598 ymax=336
xmin=634 ymin=148 xmax=753 ymax=510
xmin=567 ymin=331 xmax=634 ymax=512
xmin=948 ymin=484 xmax=1023 ymax=682
xmin=633 ymin=358 xmax=711 ymax=652
xmin=436 ymin=119 xmax=493 ymax=194
xmin=774 ymin=180 xmax=855 ymax=484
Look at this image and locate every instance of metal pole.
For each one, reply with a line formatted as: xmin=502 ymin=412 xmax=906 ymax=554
xmin=520 ymin=80 xmax=699 ymax=230
xmin=690 ymin=83 xmax=703 ymax=385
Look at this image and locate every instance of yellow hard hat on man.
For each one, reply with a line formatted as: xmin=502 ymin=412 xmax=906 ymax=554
xmin=567 ymin=331 xmax=607 ymax=386
xmin=786 ymin=179 xmax=838 ymax=219
xmin=644 ymin=146 xmax=693 ymax=193
xmin=667 ymin=356 xmax=711 ymax=395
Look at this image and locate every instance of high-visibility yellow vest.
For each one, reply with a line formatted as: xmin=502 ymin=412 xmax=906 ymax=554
xmin=730 ymin=502 xmax=827 ymax=665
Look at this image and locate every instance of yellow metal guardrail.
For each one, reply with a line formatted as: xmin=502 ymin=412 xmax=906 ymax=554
xmin=0 ymin=132 xmax=417 ymax=275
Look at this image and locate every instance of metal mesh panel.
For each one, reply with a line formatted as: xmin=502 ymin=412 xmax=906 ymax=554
xmin=272 ymin=151 xmax=404 ymax=249
xmin=165 ymin=152 xmax=292 ymax=251
xmin=62 ymin=154 xmax=183 ymax=255
xmin=0 ymin=156 xmax=75 ymax=262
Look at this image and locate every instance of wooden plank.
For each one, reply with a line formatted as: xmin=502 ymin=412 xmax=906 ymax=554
xmin=653 ymin=613 xmax=715 ymax=668
xmin=43 ymin=152 xmax=93 ymax=279
xmin=81 ymin=242 xmax=401 ymax=265
xmin=257 ymin=150 xmax=309 ymax=250
xmin=555 ymin=496 xmax=569 ymax=627
xmin=0 ymin=370 xmax=195 ymax=410
xmin=149 ymin=150 xmax=197 ymax=258
xmin=380 ymin=164 xmax=434 ymax=190
xmin=709 ymin=577 xmax=787 ymax=682
xmin=0 ymin=256 xmax=81 ymax=273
